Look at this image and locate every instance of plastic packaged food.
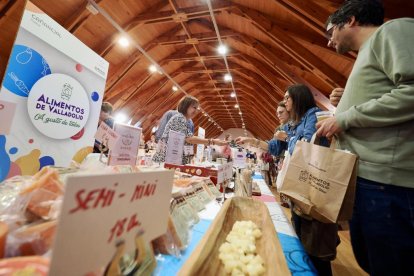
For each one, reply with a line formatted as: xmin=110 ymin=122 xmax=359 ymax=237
xmin=20 ymin=167 xmax=63 ymax=220
xmin=0 ymin=256 xmax=49 ymax=275
xmin=193 ymin=183 xmax=213 ymax=205
xmin=152 ymin=216 xmax=182 ymax=257
xmin=6 ymin=220 xmax=57 ymax=257
xmin=184 ymin=190 xmax=205 ymax=212
xmin=0 ymin=222 xmax=8 ymax=258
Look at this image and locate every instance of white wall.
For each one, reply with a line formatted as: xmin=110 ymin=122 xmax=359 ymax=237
xmin=215 ymin=128 xmax=254 ymax=140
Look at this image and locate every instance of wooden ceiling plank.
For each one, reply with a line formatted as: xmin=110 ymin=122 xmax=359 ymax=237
xmin=0 ymin=0 xmax=17 ymax=20
xmin=127 ymin=1 xmax=231 ymax=26
xmin=156 ymin=29 xmax=237 ymax=45
xmin=97 ymin=0 xmax=169 ymax=57
xmin=105 ymin=43 xmax=193 ymax=101
xmin=274 ymin=0 xmax=328 ymax=35
xmin=63 ymin=0 xmax=104 ymax=33
xmin=244 ymin=37 xmax=334 ymax=111
xmin=233 ymin=4 xmax=347 ymax=88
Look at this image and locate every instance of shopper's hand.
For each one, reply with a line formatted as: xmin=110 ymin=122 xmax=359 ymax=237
xmin=330 ymin=88 xmax=344 ymax=107
xmin=274 ymin=130 xmax=288 ymax=141
xmin=316 ymin=117 xmax=342 ymax=138
xmin=214 ymin=139 xmax=229 ymax=146
xmin=235 ymin=136 xmax=251 ymax=145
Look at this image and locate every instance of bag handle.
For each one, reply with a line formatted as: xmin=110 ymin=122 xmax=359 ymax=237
xmin=310 ymin=134 xmax=337 ymax=150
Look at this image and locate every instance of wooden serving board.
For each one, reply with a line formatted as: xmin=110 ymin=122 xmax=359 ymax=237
xmin=178 ymin=197 xmax=291 ymax=276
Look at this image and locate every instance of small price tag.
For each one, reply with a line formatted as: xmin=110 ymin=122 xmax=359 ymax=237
xmin=184 ymin=145 xmax=194 ymax=155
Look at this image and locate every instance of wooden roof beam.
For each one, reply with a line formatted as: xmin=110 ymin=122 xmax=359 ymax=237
xmin=0 ymin=0 xmax=17 ymax=20
xmin=63 ymin=0 xmax=103 ymax=33
xmin=180 ymin=66 xmax=243 ymax=74
xmin=233 ymin=4 xmax=347 ymax=88
xmin=96 ymin=0 xmax=169 ymax=57
xmin=156 ymin=29 xmax=237 ymax=45
xmin=104 ymin=25 xmax=184 ymax=96
xmin=105 ymin=44 xmax=193 ymax=102
xmin=164 ymin=51 xmax=241 ymax=62
xmin=126 ymin=1 xmax=231 ymax=26
xmin=241 ymin=36 xmax=334 ymax=111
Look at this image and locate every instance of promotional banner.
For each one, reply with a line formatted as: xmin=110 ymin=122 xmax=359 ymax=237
xmin=0 ymin=1 xmax=109 ymax=182
xmin=50 ymin=170 xmax=174 ymax=276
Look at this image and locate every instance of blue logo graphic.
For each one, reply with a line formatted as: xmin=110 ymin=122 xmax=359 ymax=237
xmin=3 ymin=45 xmax=52 ymax=97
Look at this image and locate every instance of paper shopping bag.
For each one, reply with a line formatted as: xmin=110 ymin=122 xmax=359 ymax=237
xmin=276 ymin=152 xmax=290 ymax=190
xmin=280 ymin=137 xmax=358 ymax=223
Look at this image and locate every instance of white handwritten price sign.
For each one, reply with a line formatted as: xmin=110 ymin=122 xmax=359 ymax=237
xmin=217 ymin=162 xmax=233 ymax=184
xmin=50 ymin=170 xmax=174 ymax=276
xmin=94 ymin=121 xmax=119 ymax=150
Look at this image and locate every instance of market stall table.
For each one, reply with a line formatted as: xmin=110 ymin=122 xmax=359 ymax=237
xmin=155 ymin=174 xmax=317 ymax=275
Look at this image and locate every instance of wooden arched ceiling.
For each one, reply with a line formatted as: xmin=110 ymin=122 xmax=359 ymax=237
xmin=1 ymin=0 xmax=413 ymax=140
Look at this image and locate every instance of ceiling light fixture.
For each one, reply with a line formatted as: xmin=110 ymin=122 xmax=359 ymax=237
xmin=224 ymin=73 xmax=232 ymax=82
xmin=118 ymin=36 xmax=129 ymax=47
xmin=149 ymin=64 xmax=157 ymax=73
xmin=114 ymin=113 xmax=127 ymax=123
xmin=230 ymin=92 xmax=236 ymax=98
xmin=217 ymin=44 xmax=228 ymax=55
xmin=172 ymin=85 xmax=178 ymax=92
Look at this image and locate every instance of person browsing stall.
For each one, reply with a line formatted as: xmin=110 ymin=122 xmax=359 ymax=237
xmin=152 ymin=96 xmax=227 ymax=165
xmin=317 ymin=1 xmax=414 ymax=274
xmin=236 ymin=84 xmax=337 ymax=276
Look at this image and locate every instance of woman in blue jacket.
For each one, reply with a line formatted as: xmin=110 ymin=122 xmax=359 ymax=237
xmin=236 ymin=84 xmax=320 ymax=156
xmin=236 ymin=84 xmax=337 ymax=276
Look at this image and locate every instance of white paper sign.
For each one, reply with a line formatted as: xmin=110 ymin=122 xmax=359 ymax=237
xmin=184 ymin=145 xmax=194 ymax=155
xmin=50 ymin=170 xmax=174 ymax=276
xmin=217 ymin=162 xmax=233 ymax=183
xmin=234 ymin=152 xmax=246 ymax=168
xmin=108 ymin=123 xmax=142 ymax=166
xmin=94 ymin=122 xmax=119 ymax=150
xmin=217 ymin=164 xmax=224 ymax=184
xmin=0 ymin=100 xmax=17 ymax=135
xmin=165 ymin=130 xmax=185 ymax=165
xmin=225 ymin=162 xmax=233 ymax=180
xmin=196 ymin=127 xmax=205 ymax=163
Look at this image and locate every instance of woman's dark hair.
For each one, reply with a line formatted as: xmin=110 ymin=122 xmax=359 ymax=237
xmin=101 ymin=102 xmax=113 ymax=114
xmin=177 ymin=95 xmax=199 ymax=116
xmin=329 ymin=0 xmax=384 ymax=28
xmin=286 ymin=84 xmax=316 ymax=123
xmin=278 ymin=102 xmax=286 ymax=108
